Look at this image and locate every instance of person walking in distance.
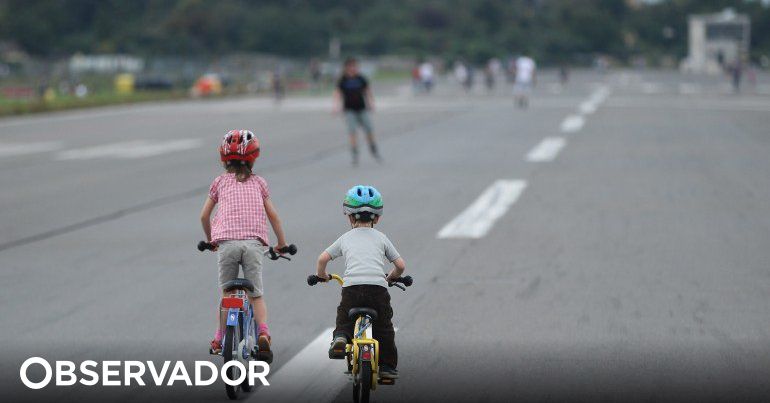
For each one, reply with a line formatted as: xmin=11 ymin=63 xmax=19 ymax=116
xmin=513 ymin=55 xmax=536 ymax=109
xmin=333 ymin=58 xmax=381 ymax=166
xmin=419 ymin=60 xmax=435 ymax=93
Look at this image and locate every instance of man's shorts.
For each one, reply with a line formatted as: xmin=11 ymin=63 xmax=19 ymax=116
xmin=344 ymin=110 xmax=373 ymax=134
xmin=513 ymin=81 xmax=532 ymax=96
xmin=217 ymin=240 xmax=266 ymax=297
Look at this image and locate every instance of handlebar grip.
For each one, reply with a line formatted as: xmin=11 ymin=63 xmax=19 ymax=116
xmin=278 ymin=244 xmax=297 ymax=255
xmin=401 ymin=275 xmax=413 ymax=287
xmin=287 ymin=244 xmax=297 ymax=255
xmin=307 ymin=275 xmax=322 ymax=286
xmin=197 ymin=241 xmax=215 ymax=252
xmin=269 ymin=244 xmax=298 ymax=260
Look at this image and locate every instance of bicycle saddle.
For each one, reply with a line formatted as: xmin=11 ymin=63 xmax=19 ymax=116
xmin=222 ymin=278 xmax=255 ymax=292
xmin=348 ymin=307 xmax=378 ymax=321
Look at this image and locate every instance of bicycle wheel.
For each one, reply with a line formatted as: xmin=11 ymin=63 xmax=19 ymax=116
xmin=223 ymin=325 xmax=241 ymax=400
xmin=241 ymin=317 xmax=257 ymax=392
xmin=353 ymin=361 xmax=372 ymax=403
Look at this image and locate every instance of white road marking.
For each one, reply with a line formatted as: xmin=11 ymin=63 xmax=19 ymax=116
xmin=0 ymin=141 xmax=62 ymax=157
xmin=0 ymin=107 xmax=156 ymax=129
xmin=258 ymin=328 xmax=348 ymax=402
xmin=56 ymin=139 xmax=202 ymax=160
xmin=578 ymin=100 xmax=597 ymax=114
xmin=526 ymin=137 xmax=566 ymax=162
xmin=560 ymin=114 xmax=585 ymax=133
xmin=438 ymin=180 xmax=528 ymax=239
xmin=579 ymin=85 xmax=611 ymax=115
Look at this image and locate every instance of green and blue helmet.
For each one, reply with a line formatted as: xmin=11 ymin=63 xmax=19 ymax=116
xmin=343 ymin=185 xmax=383 ymax=217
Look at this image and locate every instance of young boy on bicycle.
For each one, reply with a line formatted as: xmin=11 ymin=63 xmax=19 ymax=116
xmin=315 ymin=185 xmax=406 ymax=379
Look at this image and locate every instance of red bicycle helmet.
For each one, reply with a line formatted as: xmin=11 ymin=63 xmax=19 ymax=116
xmin=219 ymin=129 xmax=260 ymax=163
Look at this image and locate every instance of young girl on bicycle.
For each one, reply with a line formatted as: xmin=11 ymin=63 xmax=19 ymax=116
xmin=200 ymin=129 xmax=289 ymax=356
xmin=315 ymin=185 xmax=406 ymax=379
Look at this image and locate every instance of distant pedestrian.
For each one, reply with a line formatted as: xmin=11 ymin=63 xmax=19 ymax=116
xmin=411 ymin=63 xmax=421 ymax=94
xmin=513 ymin=55 xmax=536 ymax=109
xmin=419 ymin=61 xmax=434 ymax=93
xmin=466 ymin=66 xmax=475 ymax=92
xmin=454 ymin=61 xmax=469 ymax=92
xmin=309 ymin=58 xmax=321 ymax=90
xmin=333 ymin=58 xmax=381 ymax=166
xmin=272 ymin=69 xmax=285 ymax=103
xmin=484 ymin=63 xmax=495 ymax=92
xmin=730 ymin=60 xmax=743 ymax=94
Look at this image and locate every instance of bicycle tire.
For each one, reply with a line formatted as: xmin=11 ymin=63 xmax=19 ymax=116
xmin=354 ymin=361 xmax=372 ymax=403
xmin=223 ymin=325 xmax=241 ymax=400
xmin=360 ymin=361 xmax=372 ymax=403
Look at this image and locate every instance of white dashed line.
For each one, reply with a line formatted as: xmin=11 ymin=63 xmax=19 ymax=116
xmin=560 ymin=114 xmax=585 ymax=133
xmin=438 ymin=180 xmax=527 ymax=239
xmin=258 ymin=328 xmax=348 ymax=402
xmin=526 ymin=137 xmax=566 ymax=162
xmin=56 ymin=139 xmax=202 ymax=160
xmin=579 ymin=100 xmax=598 ymax=115
xmin=0 ymin=141 xmax=62 ymax=157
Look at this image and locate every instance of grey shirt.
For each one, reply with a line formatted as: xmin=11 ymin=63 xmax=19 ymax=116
xmin=325 ymin=227 xmax=401 ymax=288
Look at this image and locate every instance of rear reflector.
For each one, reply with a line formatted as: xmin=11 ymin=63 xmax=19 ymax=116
xmin=221 ymin=297 xmax=243 ymax=309
xmin=361 ymin=350 xmax=371 ymax=360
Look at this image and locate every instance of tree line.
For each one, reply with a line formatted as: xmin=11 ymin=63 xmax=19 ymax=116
xmin=1 ymin=0 xmax=768 ymax=64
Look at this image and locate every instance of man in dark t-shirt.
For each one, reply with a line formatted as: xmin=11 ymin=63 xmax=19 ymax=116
xmin=334 ymin=58 xmax=381 ymax=166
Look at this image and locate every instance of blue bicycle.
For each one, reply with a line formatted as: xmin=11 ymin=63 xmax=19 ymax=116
xmin=198 ymin=241 xmax=297 ymax=399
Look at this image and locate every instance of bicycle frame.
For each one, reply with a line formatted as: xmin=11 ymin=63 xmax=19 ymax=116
xmin=350 ymin=314 xmax=379 ymax=389
xmin=220 ymin=289 xmax=255 ymax=359
xmin=325 ymin=274 xmax=380 ymax=390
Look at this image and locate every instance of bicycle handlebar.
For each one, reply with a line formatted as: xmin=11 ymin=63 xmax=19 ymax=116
xmin=388 ymin=275 xmax=413 ymax=291
xmin=307 ymin=274 xmax=343 ymax=286
xmin=197 ymin=241 xmax=297 ymax=261
xmin=307 ymin=274 xmax=412 ymax=290
xmin=266 ymin=244 xmax=298 ymax=261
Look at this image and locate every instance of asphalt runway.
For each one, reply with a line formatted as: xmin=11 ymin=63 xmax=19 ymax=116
xmin=1 ymin=69 xmax=769 ymax=402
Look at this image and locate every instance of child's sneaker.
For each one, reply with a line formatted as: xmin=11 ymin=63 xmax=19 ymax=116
xmin=256 ymin=324 xmax=273 ymax=364
xmin=379 ymin=364 xmax=398 ymax=379
xmin=328 ymin=336 xmax=347 ymax=359
xmin=209 ymin=339 xmax=222 ymax=355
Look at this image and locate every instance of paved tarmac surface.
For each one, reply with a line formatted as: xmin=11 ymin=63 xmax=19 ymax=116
xmin=1 ymin=69 xmax=769 ymax=402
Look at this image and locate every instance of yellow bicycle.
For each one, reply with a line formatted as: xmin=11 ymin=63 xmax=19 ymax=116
xmin=307 ymin=273 xmax=412 ymax=403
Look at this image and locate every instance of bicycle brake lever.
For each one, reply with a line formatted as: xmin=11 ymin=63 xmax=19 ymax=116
xmin=389 ymin=282 xmax=406 ymax=291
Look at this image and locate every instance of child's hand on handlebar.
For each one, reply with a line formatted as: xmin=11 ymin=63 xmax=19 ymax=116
xmin=265 ymin=244 xmax=298 ymax=260
xmin=197 ymin=241 xmax=218 ymax=252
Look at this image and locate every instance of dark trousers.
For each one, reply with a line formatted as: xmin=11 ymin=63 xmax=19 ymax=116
xmin=334 ymin=285 xmax=397 ymax=368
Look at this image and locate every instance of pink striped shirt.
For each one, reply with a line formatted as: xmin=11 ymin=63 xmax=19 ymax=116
xmin=209 ymin=173 xmax=270 ymax=245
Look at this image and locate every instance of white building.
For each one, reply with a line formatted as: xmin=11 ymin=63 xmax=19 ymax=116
xmin=682 ymin=8 xmax=750 ymax=74
xmin=69 ymin=54 xmax=144 ymax=74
